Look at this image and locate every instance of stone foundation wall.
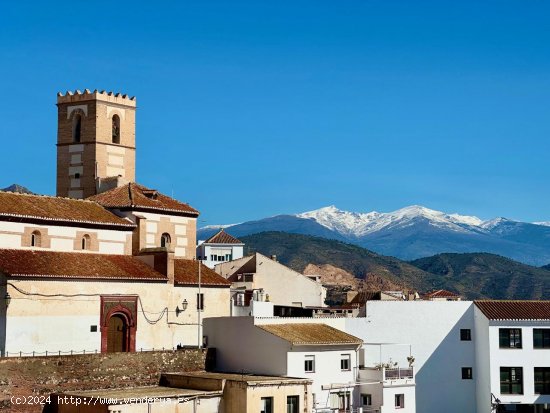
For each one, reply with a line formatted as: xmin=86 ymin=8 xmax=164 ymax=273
xmin=0 ymin=349 xmax=207 ymax=412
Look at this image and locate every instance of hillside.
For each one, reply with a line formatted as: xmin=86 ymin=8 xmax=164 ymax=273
xmin=240 ymin=232 xmax=442 ymax=294
xmin=241 ymin=232 xmax=550 ymax=300
xmin=410 ymin=253 xmax=550 ymax=300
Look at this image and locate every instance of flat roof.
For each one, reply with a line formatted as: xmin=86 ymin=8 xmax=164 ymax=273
xmin=58 ymin=386 xmax=221 ymax=401
xmin=165 ymin=371 xmax=312 ymax=384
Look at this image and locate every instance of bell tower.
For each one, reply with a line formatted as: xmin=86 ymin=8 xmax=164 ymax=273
xmin=56 ymin=89 xmax=136 ymax=199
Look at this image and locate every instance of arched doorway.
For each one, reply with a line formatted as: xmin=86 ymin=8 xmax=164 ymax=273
xmin=107 ymin=314 xmax=129 ymax=353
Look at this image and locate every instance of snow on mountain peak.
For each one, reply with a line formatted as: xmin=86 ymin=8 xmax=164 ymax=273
xmin=297 ymin=205 xmax=484 ymax=237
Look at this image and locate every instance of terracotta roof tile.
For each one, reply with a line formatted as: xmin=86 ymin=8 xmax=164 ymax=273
xmin=257 ymin=323 xmax=362 ymax=346
xmin=204 ymin=230 xmax=243 ymax=245
xmin=423 ymin=289 xmax=460 ymax=299
xmin=475 ymin=300 xmax=550 ymax=320
xmin=174 ymin=260 xmax=231 ymax=286
xmin=88 ymin=183 xmax=199 ymax=216
xmin=0 ymin=191 xmax=135 ymax=228
xmin=0 ymin=249 xmax=165 ymax=280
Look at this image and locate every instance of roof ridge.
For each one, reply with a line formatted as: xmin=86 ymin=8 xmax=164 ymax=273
xmin=0 ymin=190 xmax=107 ymax=205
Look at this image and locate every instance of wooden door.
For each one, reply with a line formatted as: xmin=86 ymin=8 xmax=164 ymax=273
xmin=107 ymin=314 xmax=128 ymax=352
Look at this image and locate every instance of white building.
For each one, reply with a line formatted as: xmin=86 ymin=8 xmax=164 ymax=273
xmin=474 ymin=300 xmax=550 ymax=413
xmin=215 ymin=252 xmax=327 ymax=316
xmin=197 ymin=230 xmax=244 ymax=269
xmin=203 ymin=317 xmax=362 ymax=412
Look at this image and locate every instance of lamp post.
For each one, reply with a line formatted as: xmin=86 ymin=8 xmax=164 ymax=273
xmin=4 ymin=292 xmax=11 ymax=309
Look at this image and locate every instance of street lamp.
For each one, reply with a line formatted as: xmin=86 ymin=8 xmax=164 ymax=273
xmin=175 ymin=299 xmax=188 ymax=316
xmin=4 ymin=292 xmax=11 ymax=309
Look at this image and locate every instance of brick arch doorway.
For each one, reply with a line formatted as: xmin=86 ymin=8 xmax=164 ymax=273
xmin=100 ymin=296 xmax=137 ymax=353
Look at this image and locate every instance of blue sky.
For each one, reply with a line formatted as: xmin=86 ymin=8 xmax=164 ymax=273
xmin=1 ymin=1 xmax=549 ymax=224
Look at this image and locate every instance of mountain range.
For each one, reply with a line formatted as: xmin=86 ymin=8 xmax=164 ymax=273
xmin=199 ymin=205 xmax=550 ymax=266
xmin=241 ymin=232 xmax=550 ymax=300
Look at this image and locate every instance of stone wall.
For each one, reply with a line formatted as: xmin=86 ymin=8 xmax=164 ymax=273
xmin=0 ymin=349 xmax=208 ymax=412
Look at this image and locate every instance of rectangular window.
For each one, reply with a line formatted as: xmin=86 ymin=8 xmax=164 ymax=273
xmin=260 ymin=397 xmax=273 ymax=413
xmin=462 ymin=367 xmax=473 ymax=379
xmin=499 ymin=328 xmax=522 ymax=348
xmin=395 ymin=394 xmax=405 ymax=409
xmin=535 ymin=368 xmax=550 ymax=394
xmin=534 ymin=329 xmax=550 ymax=349
xmin=361 ymin=394 xmax=372 ymax=406
xmin=340 ymin=354 xmax=351 ymax=371
xmin=197 ymin=293 xmax=204 ymax=310
xmin=460 ymin=329 xmax=472 ymax=341
xmin=500 ymin=367 xmax=523 ymax=394
xmin=210 ymin=254 xmax=215 ymax=261
xmin=304 ymin=355 xmax=315 ymax=373
xmin=286 ymin=395 xmax=299 ymax=413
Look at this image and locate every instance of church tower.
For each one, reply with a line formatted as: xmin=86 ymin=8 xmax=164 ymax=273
xmin=56 ymin=89 xmax=136 ymax=199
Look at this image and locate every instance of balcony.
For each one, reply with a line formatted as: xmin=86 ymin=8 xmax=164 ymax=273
xmin=384 ymin=367 xmax=414 ymax=380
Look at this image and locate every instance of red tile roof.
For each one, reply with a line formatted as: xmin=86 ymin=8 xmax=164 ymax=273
xmin=0 ymin=249 xmax=166 ymax=280
xmin=88 ymin=183 xmax=199 ymax=216
xmin=0 ymin=191 xmax=135 ymax=229
xmin=174 ymin=260 xmax=231 ymax=286
xmin=475 ymin=300 xmax=550 ymax=320
xmin=423 ymin=289 xmax=460 ymax=299
xmin=204 ymin=229 xmax=243 ymax=245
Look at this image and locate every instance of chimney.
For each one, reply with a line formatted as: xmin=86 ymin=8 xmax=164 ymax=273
xmin=270 ymin=255 xmax=277 ymax=262
xmin=137 ymin=248 xmax=175 ymax=284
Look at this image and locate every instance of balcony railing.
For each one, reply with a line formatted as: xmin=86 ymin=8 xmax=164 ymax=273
xmin=384 ymin=367 xmax=414 ymax=380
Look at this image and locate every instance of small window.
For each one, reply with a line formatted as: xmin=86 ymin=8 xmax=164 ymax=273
xmin=462 ymin=367 xmax=473 ymax=379
xmin=81 ymin=234 xmax=91 ymax=250
xmin=161 ymin=233 xmax=171 ymax=248
xmin=460 ymin=329 xmax=472 ymax=341
xmin=395 ymin=394 xmax=405 ymax=409
xmin=305 ymin=355 xmax=315 ymax=373
xmin=260 ymin=397 xmax=273 ymax=413
xmin=500 ymin=367 xmax=523 ymax=394
xmin=535 ymin=367 xmax=550 ymax=394
xmin=74 ymin=173 xmax=80 ymax=179
xmin=72 ymin=113 xmax=82 ymax=143
xmin=361 ymin=394 xmax=372 ymax=406
xmin=112 ymin=114 xmax=120 ymax=144
xmin=340 ymin=354 xmax=351 ymax=371
xmin=31 ymin=230 xmax=41 ymax=247
xmin=90 ymin=325 xmax=97 ymax=332
xmin=499 ymin=328 xmax=522 ymax=348
xmin=197 ymin=293 xmax=204 ymax=310
xmin=286 ymin=396 xmax=299 ymax=413
xmin=534 ymin=329 xmax=550 ymax=349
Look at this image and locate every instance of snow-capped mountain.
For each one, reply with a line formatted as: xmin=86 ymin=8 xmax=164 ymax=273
xmin=197 ymin=205 xmax=550 ymax=266
xmin=297 ymin=205 xmax=484 ymax=237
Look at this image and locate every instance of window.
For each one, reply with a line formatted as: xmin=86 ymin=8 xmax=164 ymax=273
xmin=462 ymin=367 xmax=473 ymax=379
xmin=340 ymin=354 xmax=351 ymax=371
xmin=286 ymin=395 xmax=299 ymax=413
xmin=535 ymin=368 xmax=550 ymax=394
xmin=112 ymin=114 xmax=120 ymax=144
xmin=329 ymin=392 xmax=350 ymax=410
xmin=90 ymin=325 xmax=97 ymax=332
xmin=499 ymin=328 xmax=522 ymax=348
xmin=74 ymin=172 xmax=80 ymax=179
xmin=500 ymin=367 xmax=523 ymax=394
xmin=81 ymin=234 xmax=91 ymax=250
xmin=72 ymin=113 xmax=82 ymax=143
xmin=260 ymin=397 xmax=273 ymax=413
xmin=534 ymin=329 xmax=550 ymax=349
xmin=197 ymin=293 xmax=204 ymax=310
xmin=460 ymin=329 xmax=472 ymax=341
xmin=31 ymin=230 xmax=41 ymax=247
xmin=395 ymin=394 xmax=405 ymax=409
xmin=161 ymin=233 xmax=171 ymax=248
xmin=361 ymin=394 xmax=372 ymax=406
xmin=304 ymin=355 xmax=315 ymax=373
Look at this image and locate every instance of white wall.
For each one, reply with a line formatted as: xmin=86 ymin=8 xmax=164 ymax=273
xmin=198 ymin=244 xmax=244 ymax=269
xmin=346 ymin=301 xmax=476 ymax=413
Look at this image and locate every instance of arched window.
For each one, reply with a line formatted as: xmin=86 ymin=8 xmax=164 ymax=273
xmin=81 ymin=234 xmax=91 ymax=250
xmin=112 ymin=115 xmax=120 ymax=144
xmin=31 ymin=230 xmax=41 ymax=247
xmin=72 ymin=114 xmax=82 ymax=143
xmin=161 ymin=233 xmax=171 ymax=248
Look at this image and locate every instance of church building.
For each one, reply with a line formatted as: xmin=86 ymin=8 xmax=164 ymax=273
xmin=0 ymin=90 xmax=231 ymax=356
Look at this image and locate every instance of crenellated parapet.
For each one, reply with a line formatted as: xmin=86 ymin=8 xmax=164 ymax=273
xmin=57 ymin=89 xmax=136 ymax=107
